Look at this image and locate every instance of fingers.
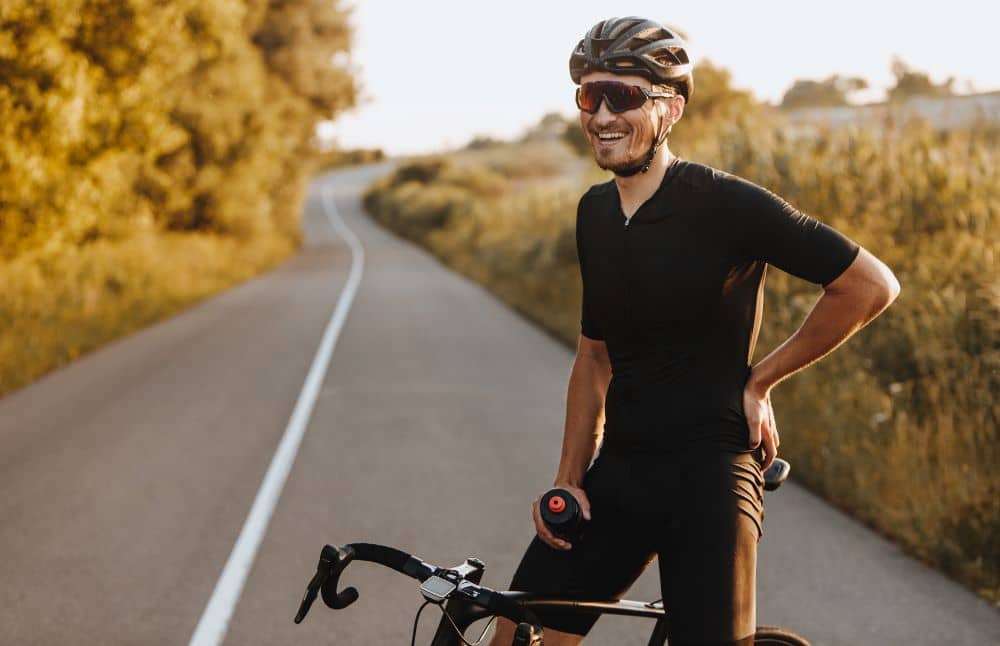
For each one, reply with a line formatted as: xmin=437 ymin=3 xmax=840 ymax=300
xmin=745 ymin=392 xmax=763 ymax=449
xmin=532 ymin=496 xmax=571 ymax=550
xmin=761 ymin=401 xmax=778 ymax=471
xmin=566 ymin=486 xmax=591 ymax=521
xmin=761 ymin=423 xmax=777 ymax=472
xmin=748 ymin=414 xmax=762 ymax=449
xmin=769 ymin=405 xmax=780 ymax=450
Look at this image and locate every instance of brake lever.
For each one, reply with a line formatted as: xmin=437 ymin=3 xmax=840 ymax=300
xmin=294 ymin=544 xmax=358 ymax=623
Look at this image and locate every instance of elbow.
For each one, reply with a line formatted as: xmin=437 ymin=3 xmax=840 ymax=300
xmin=824 ymin=249 xmax=899 ymax=318
xmin=885 ymin=271 xmax=901 ymax=305
xmin=871 ymin=266 xmax=900 ymax=315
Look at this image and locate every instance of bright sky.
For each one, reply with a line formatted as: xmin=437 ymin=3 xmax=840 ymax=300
xmin=321 ymin=1 xmax=998 ymax=155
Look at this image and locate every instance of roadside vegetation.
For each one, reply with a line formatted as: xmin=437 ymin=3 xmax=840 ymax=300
xmin=0 ymin=1 xmax=357 ymax=395
xmin=363 ymin=61 xmax=999 ymax=602
xmin=312 ymin=147 xmax=386 ymax=174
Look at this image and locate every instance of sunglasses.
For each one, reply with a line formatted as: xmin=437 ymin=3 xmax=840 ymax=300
xmin=575 ymin=81 xmax=676 ymax=114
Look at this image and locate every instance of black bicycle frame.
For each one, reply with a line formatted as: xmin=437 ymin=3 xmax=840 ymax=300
xmin=431 ymin=587 xmax=670 ymax=646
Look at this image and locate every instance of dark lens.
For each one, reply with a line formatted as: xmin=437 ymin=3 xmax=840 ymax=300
xmin=576 ymin=82 xmax=647 ymax=114
xmin=576 ymin=84 xmax=602 ymax=113
xmin=601 ymin=82 xmax=646 ymax=113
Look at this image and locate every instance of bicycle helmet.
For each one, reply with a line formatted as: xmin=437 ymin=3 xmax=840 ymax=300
xmin=569 ymin=17 xmax=693 ymax=176
xmin=570 ymin=17 xmax=693 ymax=102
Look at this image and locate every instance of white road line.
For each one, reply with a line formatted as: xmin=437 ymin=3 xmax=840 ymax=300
xmin=189 ymin=185 xmax=364 ymax=646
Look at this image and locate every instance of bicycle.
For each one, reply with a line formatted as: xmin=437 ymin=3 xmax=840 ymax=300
xmin=294 ymin=458 xmax=810 ymax=645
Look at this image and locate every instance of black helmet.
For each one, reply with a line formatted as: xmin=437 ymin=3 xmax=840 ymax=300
xmin=569 ymin=17 xmax=693 ymax=102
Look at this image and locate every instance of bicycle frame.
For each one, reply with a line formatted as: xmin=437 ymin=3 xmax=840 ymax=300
xmin=429 ymin=569 xmax=670 ymax=646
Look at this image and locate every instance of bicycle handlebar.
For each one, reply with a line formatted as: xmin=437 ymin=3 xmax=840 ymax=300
xmin=295 ymin=542 xmax=542 ymax=636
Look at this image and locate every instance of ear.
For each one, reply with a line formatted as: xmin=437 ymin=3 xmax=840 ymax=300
xmin=668 ymin=96 xmax=685 ymax=124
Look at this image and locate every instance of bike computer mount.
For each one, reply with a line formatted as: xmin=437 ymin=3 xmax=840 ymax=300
xmin=420 ymin=575 xmax=457 ymax=603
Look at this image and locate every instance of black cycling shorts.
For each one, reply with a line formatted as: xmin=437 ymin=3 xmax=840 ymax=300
xmin=509 ymin=447 xmax=765 ymax=645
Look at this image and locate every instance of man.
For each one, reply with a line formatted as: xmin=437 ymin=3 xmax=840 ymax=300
xmin=490 ymin=17 xmax=899 ymax=646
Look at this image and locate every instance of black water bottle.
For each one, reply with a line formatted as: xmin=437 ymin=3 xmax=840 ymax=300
xmin=539 ymin=488 xmax=585 ymax=543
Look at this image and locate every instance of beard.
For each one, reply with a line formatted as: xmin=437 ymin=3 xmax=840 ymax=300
xmin=590 ymin=122 xmax=670 ymax=176
xmin=592 ymin=132 xmax=653 ymax=175
xmin=595 ymin=143 xmax=646 ymax=174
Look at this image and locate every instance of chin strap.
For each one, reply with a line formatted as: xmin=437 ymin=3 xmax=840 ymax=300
xmin=614 ymin=109 xmax=671 ymax=177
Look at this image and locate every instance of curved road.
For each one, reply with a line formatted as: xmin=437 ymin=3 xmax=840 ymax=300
xmin=0 ymin=165 xmax=996 ymax=645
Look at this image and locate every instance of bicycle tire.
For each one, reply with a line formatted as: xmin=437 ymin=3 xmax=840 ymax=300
xmin=754 ymin=626 xmax=811 ymax=646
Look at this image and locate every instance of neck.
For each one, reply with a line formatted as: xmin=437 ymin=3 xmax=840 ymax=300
xmin=613 ymin=145 xmax=676 ymax=216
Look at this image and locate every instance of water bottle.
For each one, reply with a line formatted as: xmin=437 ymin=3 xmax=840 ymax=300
xmin=539 ymin=488 xmax=585 ymax=543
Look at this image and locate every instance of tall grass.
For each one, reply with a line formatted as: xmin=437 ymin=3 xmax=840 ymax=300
xmin=0 ymin=232 xmax=294 ymax=394
xmin=363 ymin=122 xmax=999 ymax=602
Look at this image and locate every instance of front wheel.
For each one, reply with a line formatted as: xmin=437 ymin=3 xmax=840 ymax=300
xmin=754 ymin=626 xmax=811 ymax=646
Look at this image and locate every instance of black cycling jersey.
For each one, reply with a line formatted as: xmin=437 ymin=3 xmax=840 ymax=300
xmin=576 ymin=159 xmax=860 ymax=454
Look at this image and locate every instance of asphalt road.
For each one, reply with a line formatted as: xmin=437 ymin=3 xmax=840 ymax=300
xmin=1 ymin=164 xmax=996 ymax=645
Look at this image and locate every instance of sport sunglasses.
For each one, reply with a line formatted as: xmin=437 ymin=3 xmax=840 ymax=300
xmin=575 ymin=80 xmax=676 ymax=114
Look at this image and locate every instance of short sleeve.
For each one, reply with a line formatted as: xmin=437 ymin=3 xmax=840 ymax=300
xmin=576 ymin=197 xmax=604 ymax=340
xmin=732 ymin=178 xmax=860 ymax=286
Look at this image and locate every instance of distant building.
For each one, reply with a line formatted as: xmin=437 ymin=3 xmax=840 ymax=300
xmin=781 ymin=91 xmax=1000 ymax=134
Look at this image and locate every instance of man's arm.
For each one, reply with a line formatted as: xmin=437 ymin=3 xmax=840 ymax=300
xmin=746 ymin=248 xmax=901 ymax=468
xmin=532 ymin=334 xmax=612 ymax=550
xmin=557 ymin=335 xmax=613 ymax=484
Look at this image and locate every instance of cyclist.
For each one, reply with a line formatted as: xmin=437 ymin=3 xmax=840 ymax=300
xmin=489 ymin=17 xmax=900 ymax=646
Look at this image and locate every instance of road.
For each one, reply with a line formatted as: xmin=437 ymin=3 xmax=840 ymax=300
xmin=1 ymin=164 xmax=996 ymax=645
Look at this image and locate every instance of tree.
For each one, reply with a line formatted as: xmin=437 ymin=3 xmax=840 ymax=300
xmin=888 ymin=56 xmax=954 ymax=102
xmin=780 ymin=75 xmax=868 ymax=109
xmin=0 ymin=0 xmax=358 ymax=253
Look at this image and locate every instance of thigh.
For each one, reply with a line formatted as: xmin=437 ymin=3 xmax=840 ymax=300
xmin=657 ymin=450 xmax=764 ymax=645
xmin=508 ymin=454 xmax=656 ymax=636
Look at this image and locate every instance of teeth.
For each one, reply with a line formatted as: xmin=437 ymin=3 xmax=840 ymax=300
xmin=597 ymin=132 xmax=627 ymax=140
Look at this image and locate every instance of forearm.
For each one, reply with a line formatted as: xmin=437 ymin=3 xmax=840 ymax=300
xmin=555 ymin=352 xmax=611 ymax=486
xmin=749 ymin=249 xmax=899 ymax=395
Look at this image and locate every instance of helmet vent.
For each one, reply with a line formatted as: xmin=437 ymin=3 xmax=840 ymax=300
xmin=668 ymin=47 xmax=689 ymax=64
xmin=570 ymin=17 xmax=694 ymax=102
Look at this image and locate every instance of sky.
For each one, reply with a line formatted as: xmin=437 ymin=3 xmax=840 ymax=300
xmin=319 ymin=1 xmax=999 ymax=155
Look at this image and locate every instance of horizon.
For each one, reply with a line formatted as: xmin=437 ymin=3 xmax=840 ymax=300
xmin=322 ymin=1 xmax=1000 ymax=155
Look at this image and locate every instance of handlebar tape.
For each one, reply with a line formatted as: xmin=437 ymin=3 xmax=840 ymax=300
xmin=320 ymin=542 xmax=436 ymax=610
xmin=347 ymin=543 xmax=435 ymax=580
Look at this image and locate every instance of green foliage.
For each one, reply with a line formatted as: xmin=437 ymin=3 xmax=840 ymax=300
xmin=364 ymin=122 xmax=999 ymax=603
xmin=0 ymin=0 xmax=357 ymax=394
xmin=1 ymin=0 xmax=356 ymax=254
xmin=312 ymin=147 xmax=386 ymax=174
xmin=562 ymin=118 xmax=590 ymax=157
xmin=780 ymin=75 xmax=868 ymax=108
xmin=889 ymin=56 xmax=955 ymax=102
xmin=669 ymin=60 xmax=759 ymax=153
xmin=0 ymin=233 xmax=294 ymax=394
xmin=364 ymin=157 xmax=582 ymax=340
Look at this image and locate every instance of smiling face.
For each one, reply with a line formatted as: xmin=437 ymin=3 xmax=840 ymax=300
xmin=578 ymin=71 xmax=682 ymax=174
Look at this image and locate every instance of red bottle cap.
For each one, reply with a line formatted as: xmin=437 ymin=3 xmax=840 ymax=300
xmin=548 ymin=496 xmax=566 ymax=513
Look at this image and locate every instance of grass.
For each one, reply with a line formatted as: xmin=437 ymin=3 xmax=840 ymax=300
xmin=0 ymin=231 xmax=295 ymax=396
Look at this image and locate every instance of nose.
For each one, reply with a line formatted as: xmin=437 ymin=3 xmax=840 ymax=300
xmin=591 ymin=96 xmax=617 ymax=125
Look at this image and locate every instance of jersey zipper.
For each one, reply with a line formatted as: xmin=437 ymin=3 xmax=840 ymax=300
xmin=623 ymin=211 xmax=632 ymax=337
